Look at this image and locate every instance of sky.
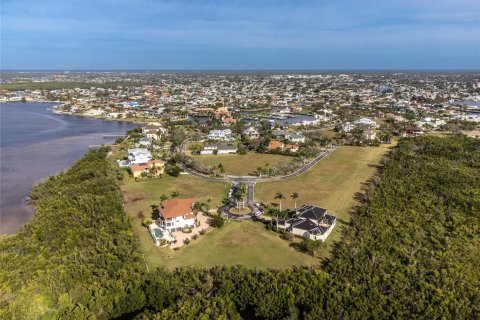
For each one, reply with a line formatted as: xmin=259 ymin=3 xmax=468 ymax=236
xmin=1 ymin=0 xmax=479 ymax=70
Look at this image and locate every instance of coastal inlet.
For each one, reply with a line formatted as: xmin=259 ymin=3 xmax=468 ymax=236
xmin=0 ymin=102 xmax=136 ymax=234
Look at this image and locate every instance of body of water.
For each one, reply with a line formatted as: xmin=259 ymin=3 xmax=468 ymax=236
xmin=0 ymin=102 xmax=136 ymax=234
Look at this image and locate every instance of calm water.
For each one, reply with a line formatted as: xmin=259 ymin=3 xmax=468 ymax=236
xmin=0 ymin=102 xmax=136 ymax=234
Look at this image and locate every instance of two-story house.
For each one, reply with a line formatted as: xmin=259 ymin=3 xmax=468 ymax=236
xmin=207 ymin=129 xmax=233 ymax=141
xmin=127 ymin=148 xmax=152 ymax=164
xmin=157 ymin=198 xmax=196 ymax=232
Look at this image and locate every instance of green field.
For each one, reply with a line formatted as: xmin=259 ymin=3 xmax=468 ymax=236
xmin=255 ymin=145 xmax=393 ymax=258
xmin=194 ymin=152 xmax=293 ymax=175
xmin=120 ymin=144 xmax=392 ymax=269
xmin=141 ymin=220 xmax=319 ymax=270
xmin=120 ymin=174 xmax=229 ymax=218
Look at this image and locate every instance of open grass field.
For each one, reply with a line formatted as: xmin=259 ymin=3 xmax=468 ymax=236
xmin=255 ymin=144 xmax=394 ymax=258
xmin=193 ymin=152 xmax=293 ymax=175
xmin=141 ymin=220 xmax=319 ymax=270
xmin=118 ymin=143 xmax=393 ymax=269
xmin=120 ymin=174 xmax=229 ymax=226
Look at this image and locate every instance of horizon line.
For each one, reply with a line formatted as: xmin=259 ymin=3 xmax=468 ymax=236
xmin=2 ymin=68 xmax=480 ymax=73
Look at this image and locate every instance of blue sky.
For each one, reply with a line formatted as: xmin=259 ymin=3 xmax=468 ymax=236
xmin=1 ymin=0 xmax=479 ymax=70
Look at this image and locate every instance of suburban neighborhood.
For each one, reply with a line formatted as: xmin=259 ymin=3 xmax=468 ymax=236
xmin=1 ymin=71 xmax=479 ymax=263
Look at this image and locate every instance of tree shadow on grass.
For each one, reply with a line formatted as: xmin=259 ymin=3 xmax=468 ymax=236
xmin=151 ymin=206 xmax=159 ymax=220
xmin=353 ymin=192 xmax=366 ymax=202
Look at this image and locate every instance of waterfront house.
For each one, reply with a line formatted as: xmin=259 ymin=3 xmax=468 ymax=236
xmin=127 ymin=148 xmax=152 ymax=164
xmin=137 ymin=137 xmax=151 ymax=147
xmin=157 ymin=198 xmax=196 ymax=232
xmin=129 ymin=159 xmax=165 ymax=178
xmin=141 ymin=125 xmax=165 ymax=140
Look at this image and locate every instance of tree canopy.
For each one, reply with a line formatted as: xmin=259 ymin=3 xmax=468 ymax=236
xmin=1 ymin=136 xmax=479 ymax=319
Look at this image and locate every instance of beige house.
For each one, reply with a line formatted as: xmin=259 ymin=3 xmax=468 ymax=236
xmin=129 ymin=159 xmax=165 ymax=178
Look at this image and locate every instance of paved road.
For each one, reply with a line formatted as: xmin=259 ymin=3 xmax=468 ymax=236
xmin=179 ymin=139 xmax=337 ymax=184
xmin=178 ymin=140 xmax=336 ymax=218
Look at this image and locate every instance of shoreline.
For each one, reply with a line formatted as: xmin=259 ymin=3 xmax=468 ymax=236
xmin=1 ymin=100 xmax=148 ymax=125
xmin=0 ymin=102 xmax=136 ymax=234
xmin=51 ymin=106 xmax=148 ymax=125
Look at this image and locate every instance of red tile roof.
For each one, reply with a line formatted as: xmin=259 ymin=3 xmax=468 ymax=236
xmin=159 ymin=198 xmax=194 ymax=219
xmin=267 ymin=140 xmax=285 ymax=151
xmin=130 ymin=160 xmax=165 ymax=172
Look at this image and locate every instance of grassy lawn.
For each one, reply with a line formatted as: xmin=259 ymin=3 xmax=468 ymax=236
xmin=193 ymin=152 xmax=293 ymax=175
xmin=319 ymin=127 xmax=338 ymax=138
xmin=120 ymin=174 xmax=230 ymax=267
xmin=255 ymin=144 xmax=394 ymax=259
xmin=229 ymin=207 xmax=251 ymax=215
xmin=120 ymin=174 xmax=229 ymax=224
xmin=142 ymin=220 xmax=319 ymax=270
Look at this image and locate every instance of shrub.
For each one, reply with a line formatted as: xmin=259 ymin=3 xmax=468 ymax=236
xmin=210 ymin=215 xmax=224 ymax=228
xmin=199 ymin=229 xmax=206 ymax=235
xmin=182 ymin=226 xmax=192 ymax=233
xmin=183 ymin=238 xmax=190 ymax=245
xmin=294 ymin=238 xmax=322 ymax=256
xmin=192 ymin=234 xmax=198 ymax=240
xmin=281 ymin=232 xmax=294 ymax=242
xmin=142 ymin=218 xmax=152 ymax=227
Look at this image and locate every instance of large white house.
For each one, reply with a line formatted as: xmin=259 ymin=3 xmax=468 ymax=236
xmin=127 ymin=148 xmax=152 ymax=165
xmin=243 ymin=126 xmax=260 ymax=139
xmin=278 ymin=205 xmax=336 ymax=241
xmin=157 ymin=198 xmax=196 ymax=232
xmin=354 ymin=117 xmax=378 ymax=128
xmin=142 ymin=125 xmax=166 ymax=140
xmin=207 ymin=129 xmax=233 ymax=141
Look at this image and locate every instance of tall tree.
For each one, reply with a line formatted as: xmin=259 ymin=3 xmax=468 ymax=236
xmin=274 ymin=192 xmax=285 ymax=211
xmin=291 ymin=192 xmax=299 ymax=210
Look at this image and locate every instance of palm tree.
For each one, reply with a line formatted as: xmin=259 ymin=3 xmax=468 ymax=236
xmin=192 ymin=202 xmax=203 ymax=216
xmin=171 ymin=190 xmax=179 ymax=199
xmin=291 ymin=192 xmax=299 ymax=210
xmin=274 ymin=192 xmax=285 ymax=211
xmin=274 ymin=192 xmax=285 ymax=231
xmin=218 ymin=163 xmax=225 ymax=176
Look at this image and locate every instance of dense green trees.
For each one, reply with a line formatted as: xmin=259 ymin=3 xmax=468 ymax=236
xmin=137 ymin=135 xmax=480 ymax=319
xmin=0 ymin=148 xmax=146 ymax=319
xmin=1 ymin=136 xmax=479 ymax=319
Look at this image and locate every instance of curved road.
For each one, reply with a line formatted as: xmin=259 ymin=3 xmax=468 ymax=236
xmin=178 ymin=140 xmax=337 ymax=218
